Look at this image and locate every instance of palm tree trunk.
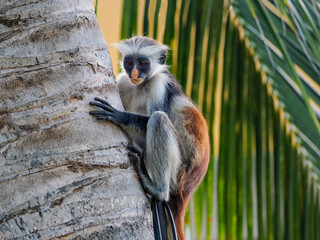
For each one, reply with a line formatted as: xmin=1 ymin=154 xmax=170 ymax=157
xmin=0 ymin=0 xmax=153 ymax=239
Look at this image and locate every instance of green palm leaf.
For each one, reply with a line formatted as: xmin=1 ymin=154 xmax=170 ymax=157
xmin=231 ymin=0 xmax=320 ymax=160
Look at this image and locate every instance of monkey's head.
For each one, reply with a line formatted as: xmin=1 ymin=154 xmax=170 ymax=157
xmin=115 ymin=36 xmax=168 ymax=85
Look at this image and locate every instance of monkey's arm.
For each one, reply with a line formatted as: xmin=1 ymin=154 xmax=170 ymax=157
xmin=89 ymin=97 xmax=149 ymax=134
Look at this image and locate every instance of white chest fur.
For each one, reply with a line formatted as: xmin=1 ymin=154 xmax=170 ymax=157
xmin=117 ymin=73 xmax=168 ymax=115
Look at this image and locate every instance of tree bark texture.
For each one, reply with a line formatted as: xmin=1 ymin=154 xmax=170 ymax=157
xmin=0 ymin=0 xmax=153 ymax=239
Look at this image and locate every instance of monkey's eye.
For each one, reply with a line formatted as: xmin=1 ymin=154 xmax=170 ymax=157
xmin=126 ymin=60 xmax=133 ymax=66
xmin=139 ymin=61 xmax=148 ymax=67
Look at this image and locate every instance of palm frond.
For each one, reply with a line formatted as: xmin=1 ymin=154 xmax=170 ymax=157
xmin=118 ymin=0 xmax=320 ymax=238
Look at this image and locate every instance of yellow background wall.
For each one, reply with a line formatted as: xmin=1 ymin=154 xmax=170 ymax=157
xmin=94 ymin=1 xmax=122 ymax=74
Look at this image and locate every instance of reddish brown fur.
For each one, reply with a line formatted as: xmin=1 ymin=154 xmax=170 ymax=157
xmin=169 ymin=106 xmax=210 ymax=240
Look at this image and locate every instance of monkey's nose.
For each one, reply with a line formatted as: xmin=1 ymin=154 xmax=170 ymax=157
xmin=130 ymin=66 xmax=143 ymax=85
xmin=131 ymin=66 xmax=139 ymax=79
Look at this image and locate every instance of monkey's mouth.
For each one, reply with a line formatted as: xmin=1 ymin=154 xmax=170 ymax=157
xmin=130 ymin=78 xmax=143 ymax=85
xmin=130 ymin=67 xmax=143 ymax=85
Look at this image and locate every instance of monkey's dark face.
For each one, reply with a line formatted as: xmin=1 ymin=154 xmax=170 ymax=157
xmin=123 ymin=55 xmax=150 ymax=85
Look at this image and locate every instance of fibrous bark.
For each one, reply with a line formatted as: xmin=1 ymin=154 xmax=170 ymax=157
xmin=0 ymin=0 xmax=153 ymax=239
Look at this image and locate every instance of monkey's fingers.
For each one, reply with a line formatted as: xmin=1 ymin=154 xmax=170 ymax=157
xmin=94 ymin=115 xmax=115 ymax=121
xmin=89 ymin=101 xmax=115 ymax=112
xmin=89 ymin=110 xmax=110 ymax=116
xmin=96 ymin=116 xmax=112 ymax=120
xmin=94 ymin=97 xmax=113 ymax=107
xmin=89 ymin=111 xmax=116 ymax=121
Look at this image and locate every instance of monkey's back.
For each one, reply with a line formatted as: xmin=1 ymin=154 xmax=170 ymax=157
xmin=167 ymin=84 xmax=210 ymax=240
xmin=169 ymin=95 xmax=210 ymax=192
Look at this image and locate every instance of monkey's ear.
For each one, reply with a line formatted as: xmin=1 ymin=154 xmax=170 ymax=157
xmin=158 ymin=50 xmax=167 ymax=65
xmin=158 ymin=56 xmax=166 ymax=65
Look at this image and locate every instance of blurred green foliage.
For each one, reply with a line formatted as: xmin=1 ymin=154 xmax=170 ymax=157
xmin=118 ymin=0 xmax=320 ymax=239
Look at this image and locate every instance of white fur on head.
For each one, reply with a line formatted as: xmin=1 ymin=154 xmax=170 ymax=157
xmin=114 ymin=36 xmax=168 ymax=58
xmin=114 ymin=36 xmax=169 ymax=79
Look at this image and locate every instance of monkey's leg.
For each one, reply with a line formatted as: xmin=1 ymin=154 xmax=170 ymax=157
xmin=131 ymin=111 xmax=181 ymax=202
xmin=128 ymin=144 xmax=177 ymax=240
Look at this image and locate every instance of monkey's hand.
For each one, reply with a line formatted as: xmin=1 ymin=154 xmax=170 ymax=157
xmin=89 ymin=97 xmax=150 ymax=134
xmin=89 ymin=97 xmax=124 ymax=124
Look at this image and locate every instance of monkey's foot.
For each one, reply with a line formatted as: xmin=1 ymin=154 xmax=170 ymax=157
xmin=127 ymin=142 xmax=144 ymax=164
xmin=128 ymin=142 xmax=144 ymax=157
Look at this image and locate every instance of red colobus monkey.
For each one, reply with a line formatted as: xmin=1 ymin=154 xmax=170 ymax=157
xmin=90 ymin=36 xmax=210 ymax=240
